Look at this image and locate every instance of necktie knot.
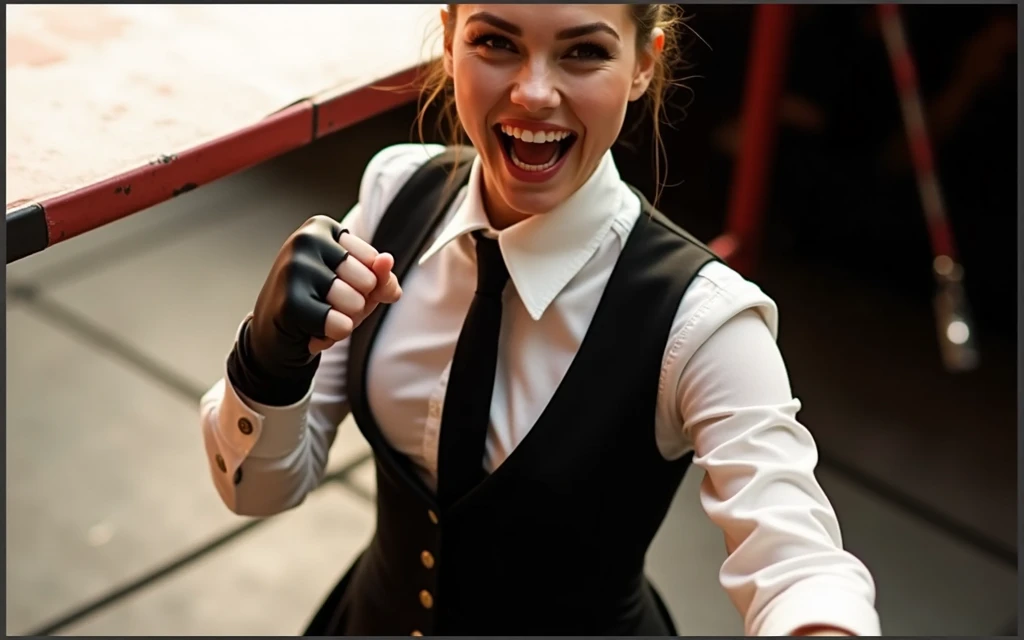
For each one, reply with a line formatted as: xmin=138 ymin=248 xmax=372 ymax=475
xmin=473 ymin=232 xmax=510 ymax=297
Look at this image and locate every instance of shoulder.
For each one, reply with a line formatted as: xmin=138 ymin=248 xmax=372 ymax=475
xmin=356 ymin=143 xmax=449 ymax=236
xmin=691 ymin=260 xmax=779 ymax=334
xmin=620 ymin=189 xmax=778 ymax=344
xmin=663 ymin=259 xmax=781 ymax=374
xmin=654 ymin=257 xmax=784 ymax=450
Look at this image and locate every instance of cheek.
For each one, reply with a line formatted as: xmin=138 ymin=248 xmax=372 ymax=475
xmin=453 ymin=58 xmax=504 ymax=143
xmin=568 ymin=73 xmax=633 ymax=146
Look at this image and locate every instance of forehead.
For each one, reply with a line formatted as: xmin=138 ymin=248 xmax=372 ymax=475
xmin=455 ymin=4 xmax=634 ymax=36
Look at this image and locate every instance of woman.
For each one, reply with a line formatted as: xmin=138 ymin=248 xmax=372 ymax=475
xmin=200 ymin=4 xmax=881 ymax=636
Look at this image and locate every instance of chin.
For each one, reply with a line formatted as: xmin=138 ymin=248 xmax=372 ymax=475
xmin=495 ymin=186 xmax=567 ymax=217
xmin=488 ymin=143 xmax=583 ymax=216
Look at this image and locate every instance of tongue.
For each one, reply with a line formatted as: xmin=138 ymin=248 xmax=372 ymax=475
xmin=512 ymin=138 xmax=559 ymax=166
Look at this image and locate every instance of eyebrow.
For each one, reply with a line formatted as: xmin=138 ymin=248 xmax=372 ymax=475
xmin=464 ymin=12 xmax=621 ymax=42
xmin=556 ymin=22 xmax=620 ymax=42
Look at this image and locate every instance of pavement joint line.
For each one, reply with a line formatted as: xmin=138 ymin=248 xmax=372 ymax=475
xmin=10 ymin=283 xmax=209 ymax=404
xmin=815 ymin=450 xmax=1017 ymax=568
xmin=11 ymin=201 xmax=251 ymax=290
xmin=23 ymin=452 xmax=374 ymax=637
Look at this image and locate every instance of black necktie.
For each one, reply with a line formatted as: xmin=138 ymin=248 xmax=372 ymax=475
xmin=437 ymin=231 xmax=510 ymax=509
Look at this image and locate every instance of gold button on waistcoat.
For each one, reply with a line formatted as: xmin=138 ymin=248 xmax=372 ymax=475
xmin=427 ymin=509 xmax=439 ymax=525
xmin=420 ymin=550 xmax=435 ymax=569
xmin=419 ymin=589 xmax=434 ymax=609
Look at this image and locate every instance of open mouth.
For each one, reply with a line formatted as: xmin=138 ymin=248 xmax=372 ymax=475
xmin=493 ymin=123 xmax=578 ymax=174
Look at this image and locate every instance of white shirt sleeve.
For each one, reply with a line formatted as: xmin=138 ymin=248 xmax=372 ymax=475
xmin=199 ymin=143 xmax=447 ymax=517
xmin=668 ymin=263 xmax=881 ymax=636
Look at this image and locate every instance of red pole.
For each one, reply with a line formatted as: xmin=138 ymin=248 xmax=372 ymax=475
xmin=876 ymin=3 xmax=978 ymax=371
xmin=710 ymin=4 xmax=796 ymax=276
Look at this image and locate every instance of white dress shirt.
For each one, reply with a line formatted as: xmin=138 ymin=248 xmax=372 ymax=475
xmin=200 ymin=143 xmax=881 ymax=636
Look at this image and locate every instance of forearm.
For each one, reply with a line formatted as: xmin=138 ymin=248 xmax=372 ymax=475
xmin=676 ymin=308 xmax=880 ymax=636
xmin=694 ymin=403 xmax=879 ymax=636
xmin=226 ymin=314 xmax=321 ymax=407
xmin=200 ymin=372 xmax=344 ymax=518
xmin=197 ymin=144 xmax=433 ymax=518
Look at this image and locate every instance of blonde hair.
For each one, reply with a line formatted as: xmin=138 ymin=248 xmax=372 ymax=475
xmin=414 ymin=4 xmax=689 ymax=206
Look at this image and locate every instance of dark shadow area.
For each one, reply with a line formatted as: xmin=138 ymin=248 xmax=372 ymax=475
xmin=612 ymin=5 xmax=1019 ymax=555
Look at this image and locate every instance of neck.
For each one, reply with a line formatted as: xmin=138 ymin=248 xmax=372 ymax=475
xmin=480 ymin=171 xmax=531 ymax=230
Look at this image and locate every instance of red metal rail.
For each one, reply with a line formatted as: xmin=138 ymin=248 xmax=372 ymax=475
xmin=709 ymin=3 xmax=977 ymax=371
xmin=7 ymin=64 xmax=427 ymax=263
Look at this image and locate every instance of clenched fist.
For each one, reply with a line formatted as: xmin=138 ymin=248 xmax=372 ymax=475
xmin=227 ymin=215 xmax=401 ymax=406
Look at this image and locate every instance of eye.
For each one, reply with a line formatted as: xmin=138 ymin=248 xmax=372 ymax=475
xmin=469 ymin=33 xmax=517 ymax=53
xmin=565 ymin=42 xmax=612 ymax=61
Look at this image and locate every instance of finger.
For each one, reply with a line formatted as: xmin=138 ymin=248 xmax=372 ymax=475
xmin=292 ymin=289 xmax=334 ymax=341
xmin=317 ymin=235 xmax=350 ymax=274
xmin=325 ymin=277 xmax=367 ymax=318
xmin=336 ymin=252 xmax=378 ymax=295
xmin=338 ymin=232 xmax=380 ymax=269
xmin=323 ymin=308 xmax=355 ymax=342
xmin=375 ymin=272 xmax=401 ymax=304
xmin=369 ymin=253 xmax=402 ymax=304
xmin=308 ymin=336 xmax=337 ymax=356
xmin=372 ymin=251 xmax=393 ymax=274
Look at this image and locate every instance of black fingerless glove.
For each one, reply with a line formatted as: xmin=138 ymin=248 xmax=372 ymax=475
xmin=226 ymin=216 xmax=350 ymax=406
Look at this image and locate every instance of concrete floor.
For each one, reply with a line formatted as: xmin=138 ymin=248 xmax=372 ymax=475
xmin=5 ymin=106 xmax=1018 ymax=636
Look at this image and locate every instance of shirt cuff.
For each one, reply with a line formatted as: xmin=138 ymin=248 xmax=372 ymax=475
xmin=213 ymin=313 xmax=315 ymax=460
xmin=751 ymin=580 xmax=882 ymax=636
xmin=218 ymin=365 xmax=314 ymax=459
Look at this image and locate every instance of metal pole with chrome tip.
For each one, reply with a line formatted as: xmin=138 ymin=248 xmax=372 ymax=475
xmin=932 ymin=255 xmax=979 ymax=372
xmin=877 ymin=3 xmax=979 ymax=373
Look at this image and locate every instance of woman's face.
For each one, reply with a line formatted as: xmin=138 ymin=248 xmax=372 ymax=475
xmin=444 ymin=4 xmax=660 ymax=228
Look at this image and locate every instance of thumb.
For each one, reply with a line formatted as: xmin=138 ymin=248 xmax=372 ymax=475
xmin=369 ymin=253 xmax=402 ymax=304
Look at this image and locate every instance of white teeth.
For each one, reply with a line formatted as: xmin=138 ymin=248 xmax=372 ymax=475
xmin=500 ymin=124 xmax=572 ymax=143
xmin=510 ymin=144 xmax=562 ymax=172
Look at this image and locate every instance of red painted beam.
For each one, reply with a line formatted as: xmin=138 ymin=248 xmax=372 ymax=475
xmin=711 ymin=4 xmax=795 ymax=276
xmin=315 ymin=64 xmax=430 ymax=139
xmin=8 ymin=63 xmax=432 ymax=263
xmin=38 ymin=102 xmax=314 ymax=248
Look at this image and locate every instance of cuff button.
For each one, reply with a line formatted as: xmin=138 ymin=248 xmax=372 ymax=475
xmin=238 ymin=417 xmax=253 ymax=435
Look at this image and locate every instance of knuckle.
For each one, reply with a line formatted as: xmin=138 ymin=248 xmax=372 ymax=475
xmin=281 ymin=259 xmax=304 ymax=289
xmin=289 ymin=230 xmax=321 ymax=253
xmin=338 ymin=267 xmax=365 ymax=292
xmin=287 ymin=255 xmax=323 ymax=286
xmin=352 ymin=280 xmax=372 ymax=296
xmin=358 ymin=270 xmax=378 ymax=293
xmin=351 ymin=293 xmax=367 ymax=314
xmin=329 ymin=313 xmax=354 ymax=340
xmin=340 ymin=313 xmax=355 ymax=333
xmin=283 ymin=288 xmax=306 ymax=316
xmin=306 ymin=214 xmax=333 ymax=228
xmin=289 ymin=216 xmax=338 ymax=258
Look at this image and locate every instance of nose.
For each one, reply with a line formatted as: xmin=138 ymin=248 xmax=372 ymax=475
xmin=509 ymin=58 xmax=560 ymax=112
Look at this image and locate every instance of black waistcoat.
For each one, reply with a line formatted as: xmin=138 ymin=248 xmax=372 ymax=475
xmin=304 ymin=148 xmax=717 ymax=636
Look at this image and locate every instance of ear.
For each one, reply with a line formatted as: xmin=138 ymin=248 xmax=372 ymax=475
xmin=441 ymin=8 xmax=455 ymax=78
xmin=629 ymin=28 xmax=664 ymax=102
